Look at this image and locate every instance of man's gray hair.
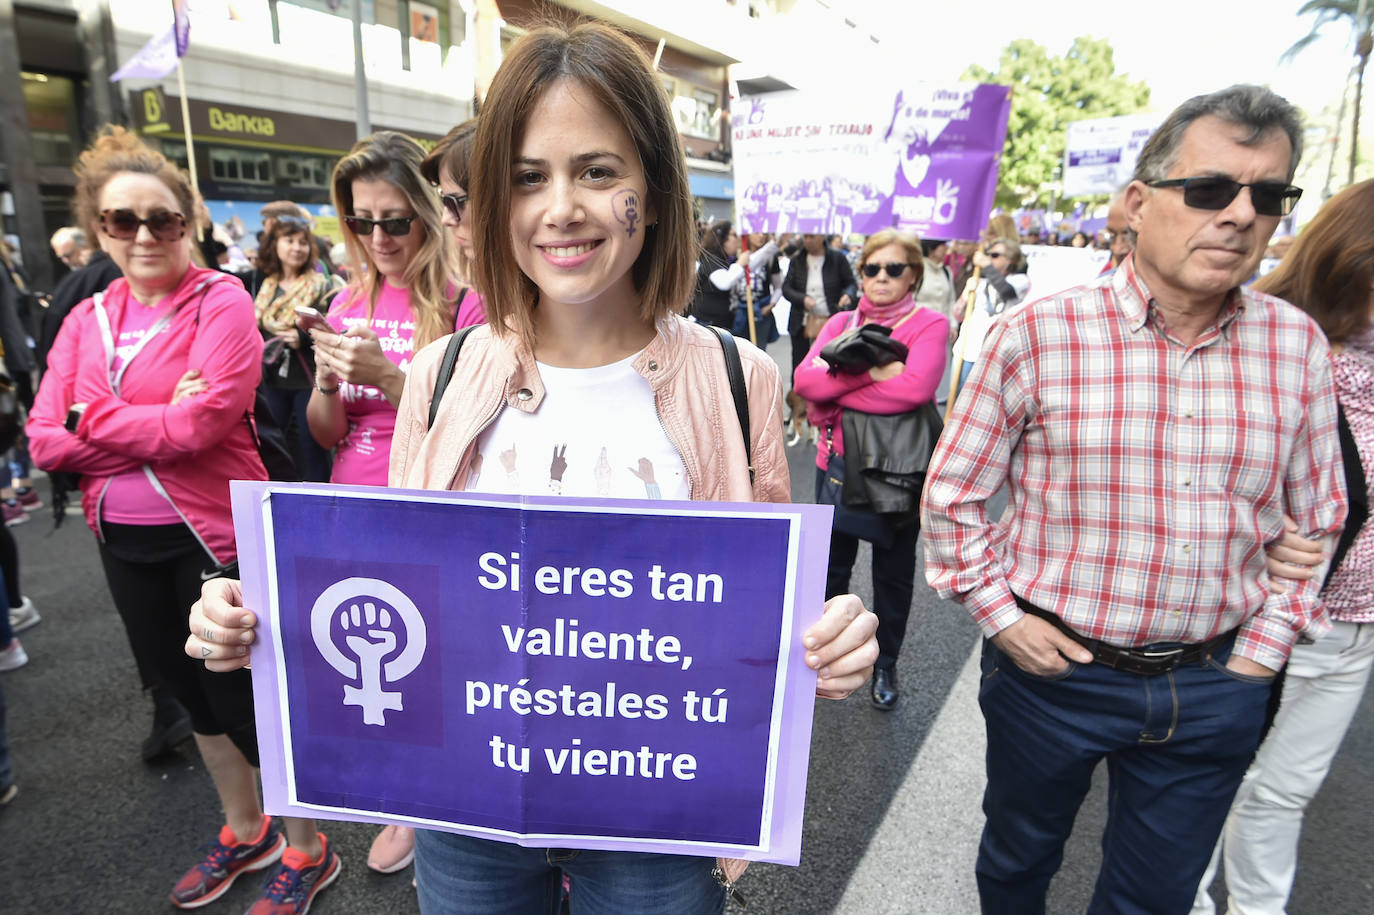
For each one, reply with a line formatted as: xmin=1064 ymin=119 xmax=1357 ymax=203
xmin=1132 ymin=85 xmax=1303 ymax=183
xmin=50 ymin=226 xmax=89 ymax=250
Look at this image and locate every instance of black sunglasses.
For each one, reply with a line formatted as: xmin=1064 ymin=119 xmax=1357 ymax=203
xmin=99 ymin=208 xmax=187 ymax=242
xmin=861 ymin=262 xmax=911 ymax=278
xmin=440 ymin=192 xmax=469 ymax=220
xmin=1146 ymin=177 xmax=1302 ymax=217
xmin=343 ymin=214 xmax=419 ymax=237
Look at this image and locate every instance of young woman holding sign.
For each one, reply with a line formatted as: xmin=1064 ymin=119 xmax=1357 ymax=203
xmin=187 ymin=21 xmax=877 ymax=914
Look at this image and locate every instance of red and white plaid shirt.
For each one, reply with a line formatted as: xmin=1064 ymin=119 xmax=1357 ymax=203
xmin=922 ymin=256 xmax=1347 ymax=670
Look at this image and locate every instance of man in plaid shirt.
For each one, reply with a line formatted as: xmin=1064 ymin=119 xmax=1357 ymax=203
xmin=921 ymin=85 xmax=1347 ymax=914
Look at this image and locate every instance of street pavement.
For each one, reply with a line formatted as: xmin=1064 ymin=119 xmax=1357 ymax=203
xmin=2 ymin=334 xmax=1371 ymax=913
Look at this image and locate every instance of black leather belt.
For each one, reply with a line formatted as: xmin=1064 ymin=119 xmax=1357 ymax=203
xmin=1013 ymin=595 xmax=1235 ymax=676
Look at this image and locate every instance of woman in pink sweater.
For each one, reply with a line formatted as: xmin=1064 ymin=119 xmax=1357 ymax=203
xmin=794 ymin=229 xmax=948 ymax=709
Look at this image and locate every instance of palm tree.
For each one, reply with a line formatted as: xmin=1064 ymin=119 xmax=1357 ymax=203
xmin=1284 ymin=0 xmax=1373 ymax=187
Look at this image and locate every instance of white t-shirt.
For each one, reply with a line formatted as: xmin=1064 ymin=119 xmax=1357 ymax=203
xmin=804 ymin=254 xmax=828 ymax=316
xmin=466 ymin=352 xmax=689 ymax=500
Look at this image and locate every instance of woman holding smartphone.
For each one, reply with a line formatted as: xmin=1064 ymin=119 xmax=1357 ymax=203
xmin=305 ymin=131 xmax=458 ymax=487
xmin=190 ymin=22 xmax=877 ymax=913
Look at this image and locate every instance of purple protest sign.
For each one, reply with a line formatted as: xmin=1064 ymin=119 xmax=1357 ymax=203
xmin=732 ymin=83 xmax=1011 ymax=241
xmin=232 ymin=482 xmax=831 ymax=863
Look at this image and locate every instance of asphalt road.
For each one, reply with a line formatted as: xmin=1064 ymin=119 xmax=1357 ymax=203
xmin=2 ymin=334 xmax=1371 ymax=913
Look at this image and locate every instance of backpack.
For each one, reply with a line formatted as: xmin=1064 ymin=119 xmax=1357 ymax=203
xmin=429 ymin=325 xmax=753 ymax=484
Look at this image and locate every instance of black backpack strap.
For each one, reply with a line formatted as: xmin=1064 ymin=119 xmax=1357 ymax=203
xmin=710 ymin=326 xmax=753 ymax=485
xmin=1325 ymin=402 xmax=1367 ymax=587
xmin=429 ymin=325 xmax=479 ymax=430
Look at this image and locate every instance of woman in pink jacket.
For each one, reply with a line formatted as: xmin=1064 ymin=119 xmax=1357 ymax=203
xmin=794 ymin=229 xmax=949 ymax=710
xmin=189 ymin=22 xmax=879 ymax=913
xmin=26 ymin=127 xmax=338 ymax=912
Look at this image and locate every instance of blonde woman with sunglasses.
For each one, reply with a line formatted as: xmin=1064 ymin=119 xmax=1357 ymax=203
xmin=305 ymin=131 xmax=460 ymax=487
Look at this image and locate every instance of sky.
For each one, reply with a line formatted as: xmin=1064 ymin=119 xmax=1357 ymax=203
xmin=843 ymin=0 xmax=1365 ymax=118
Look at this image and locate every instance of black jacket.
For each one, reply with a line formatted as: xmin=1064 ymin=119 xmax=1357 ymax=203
xmin=38 ymin=251 xmax=125 ymax=375
xmin=782 ymin=248 xmax=857 ymax=333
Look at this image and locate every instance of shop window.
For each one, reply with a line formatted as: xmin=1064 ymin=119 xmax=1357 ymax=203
xmin=276 ymin=154 xmax=330 ymax=189
xmin=20 ymin=72 xmax=79 ymax=167
xmin=210 ymin=148 xmax=273 ymax=185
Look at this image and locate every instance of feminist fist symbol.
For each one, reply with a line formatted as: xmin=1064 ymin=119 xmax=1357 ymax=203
xmin=310 ymin=578 xmax=427 ymax=727
xmin=612 ymin=189 xmax=642 ymax=238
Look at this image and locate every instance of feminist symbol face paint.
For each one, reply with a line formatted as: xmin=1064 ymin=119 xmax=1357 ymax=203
xmin=612 ymin=189 xmax=642 ymax=238
xmin=310 ymin=577 xmax=427 ymax=726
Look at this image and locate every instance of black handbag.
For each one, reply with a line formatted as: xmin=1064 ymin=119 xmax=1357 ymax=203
xmin=819 ymin=324 xmax=909 ymax=374
xmin=818 ymin=448 xmax=897 ymax=548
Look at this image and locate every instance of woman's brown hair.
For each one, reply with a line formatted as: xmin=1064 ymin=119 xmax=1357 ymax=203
xmin=860 ymin=229 xmax=924 ymax=295
xmin=330 ymin=130 xmax=457 ymax=350
xmin=73 ymin=126 xmax=196 ymax=242
xmin=1254 ymin=179 xmax=1374 ymax=345
xmin=469 ymin=21 xmax=695 ymax=347
xmin=420 ymin=118 xmax=479 ymax=281
xmin=254 ymin=220 xmax=314 ymax=281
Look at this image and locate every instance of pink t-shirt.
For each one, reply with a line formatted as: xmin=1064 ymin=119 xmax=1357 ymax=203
xmin=456 ymin=286 xmax=486 ymax=329
xmin=101 ymin=299 xmax=185 ymax=525
xmin=326 ymin=281 xmax=418 ymax=486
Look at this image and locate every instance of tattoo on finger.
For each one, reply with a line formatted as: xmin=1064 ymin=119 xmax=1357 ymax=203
xmin=201 ymin=646 xmax=212 ymax=658
xmin=204 ymin=626 xmax=215 ymax=643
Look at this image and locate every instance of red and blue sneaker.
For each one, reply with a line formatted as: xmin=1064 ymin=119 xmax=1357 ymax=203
xmin=247 ymin=832 xmax=341 ymax=915
xmin=170 ymin=816 xmax=285 ymax=909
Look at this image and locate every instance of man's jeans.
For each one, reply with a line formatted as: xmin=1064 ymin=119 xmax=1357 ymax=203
xmin=976 ymin=635 xmax=1272 ymax=915
xmin=414 ymin=829 xmax=726 ymax=915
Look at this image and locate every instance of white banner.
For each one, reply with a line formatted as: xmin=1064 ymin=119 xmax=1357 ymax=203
xmin=1023 ymin=246 xmax=1111 ymax=303
xmin=1062 ymin=114 xmax=1161 ymax=198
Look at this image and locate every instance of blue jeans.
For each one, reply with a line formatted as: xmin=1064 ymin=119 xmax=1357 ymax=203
xmin=414 ymin=830 xmax=726 ymax=915
xmin=976 ymin=635 xmax=1272 ymax=915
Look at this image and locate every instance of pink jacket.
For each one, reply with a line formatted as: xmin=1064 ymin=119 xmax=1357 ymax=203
xmin=28 ymin=266 xmax=267 ymax=566
xmin=793 ymin=300 xmax=949 ymax=470
xmin=391 ymin=317 xmax=788 ymax=504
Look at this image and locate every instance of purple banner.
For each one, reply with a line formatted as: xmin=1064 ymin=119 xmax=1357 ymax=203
xmin=733 ymin=83 xmax=1012 ymax=240
xmin=233 ymin=483 xmax=832 ymax=863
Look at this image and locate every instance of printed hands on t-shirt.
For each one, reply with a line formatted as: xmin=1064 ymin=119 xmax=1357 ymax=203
xmin=594 ymin=447 xmax=612 ymax=496
xmin=549 ymin=442 xmax=566 ymax=480
xmin=499 ymin=444 xmax=518 ymax=475
xmin=628 ymin=458 xmax=656 ymax=486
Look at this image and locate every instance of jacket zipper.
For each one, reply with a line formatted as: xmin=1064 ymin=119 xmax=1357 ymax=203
xmin=653 ymin=391 xmax=697 ymax=499
xmin=140 ymin=465 xmax=223 ymax=567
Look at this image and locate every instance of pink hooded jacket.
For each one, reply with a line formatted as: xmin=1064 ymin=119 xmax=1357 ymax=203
xmin=28 ymin=265 xmax=267 ymax=566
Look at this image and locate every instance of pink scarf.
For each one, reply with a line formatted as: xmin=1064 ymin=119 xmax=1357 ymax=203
xmin=850 ymin=291 xmax=918 ymax=328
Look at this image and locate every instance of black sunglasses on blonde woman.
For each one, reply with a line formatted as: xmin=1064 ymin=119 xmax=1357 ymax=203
xmin=343 ymin=214 xmax=419 ymax=237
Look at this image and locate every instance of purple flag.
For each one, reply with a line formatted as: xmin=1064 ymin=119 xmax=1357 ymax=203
xmin=109 ymin=26 xmax=178 ymax=82
xmin=172 ymin=0 xmax=191 ymax=57
xmin=732 ymin=83 xmax=1012 ymax=240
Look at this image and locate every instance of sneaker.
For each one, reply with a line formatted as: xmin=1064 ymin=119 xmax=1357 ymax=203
xmin=144 ymin=689 xmax=193 ymax=762
xmin=0 ymin=783 xmax=15 ymax=806
xmin=14 ymin=487 xmax=42 ymax=510
xmin=248 ymin=833 xmax=340 ymax=915
xmin=367 ymin=824 xmax=415 ymax=873
xmin=9 ymin=597 xmax=39 ymax=633
xmin=0 ymin=639 xmax=27 ymax=672
xmin=169 ymin=816 xmax=285 ymax=909
xmin=1 ymin=500 xmax=28 ymax=527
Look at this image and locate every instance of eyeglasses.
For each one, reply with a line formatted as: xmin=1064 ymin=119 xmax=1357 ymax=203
xmin=99 ymin=208 xmax=187 ymax=242
xmin=861 ymin=262 xmax=910 ymax=278
xmin=440 ymin=192 xmax=469 ymax=220
xmin=988 ymin=251 xmax=1009 ymax=260
xmin=1146 ymin=177 xmax=1302 ymax=217
xmin=274 ymin=215 xmax=312 ymax=230
xmin=343 ymin=214 xmax=419 ymax=237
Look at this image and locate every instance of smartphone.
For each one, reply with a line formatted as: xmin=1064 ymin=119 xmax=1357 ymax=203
xmin=294 ymin=306 xmax=336 ymax=335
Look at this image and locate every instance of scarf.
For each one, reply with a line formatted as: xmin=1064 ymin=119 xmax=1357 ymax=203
xmin=256 ymin=272 xmax=331 ymax=335
xmin=852 ymin=291 xmax=918 ymax=329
